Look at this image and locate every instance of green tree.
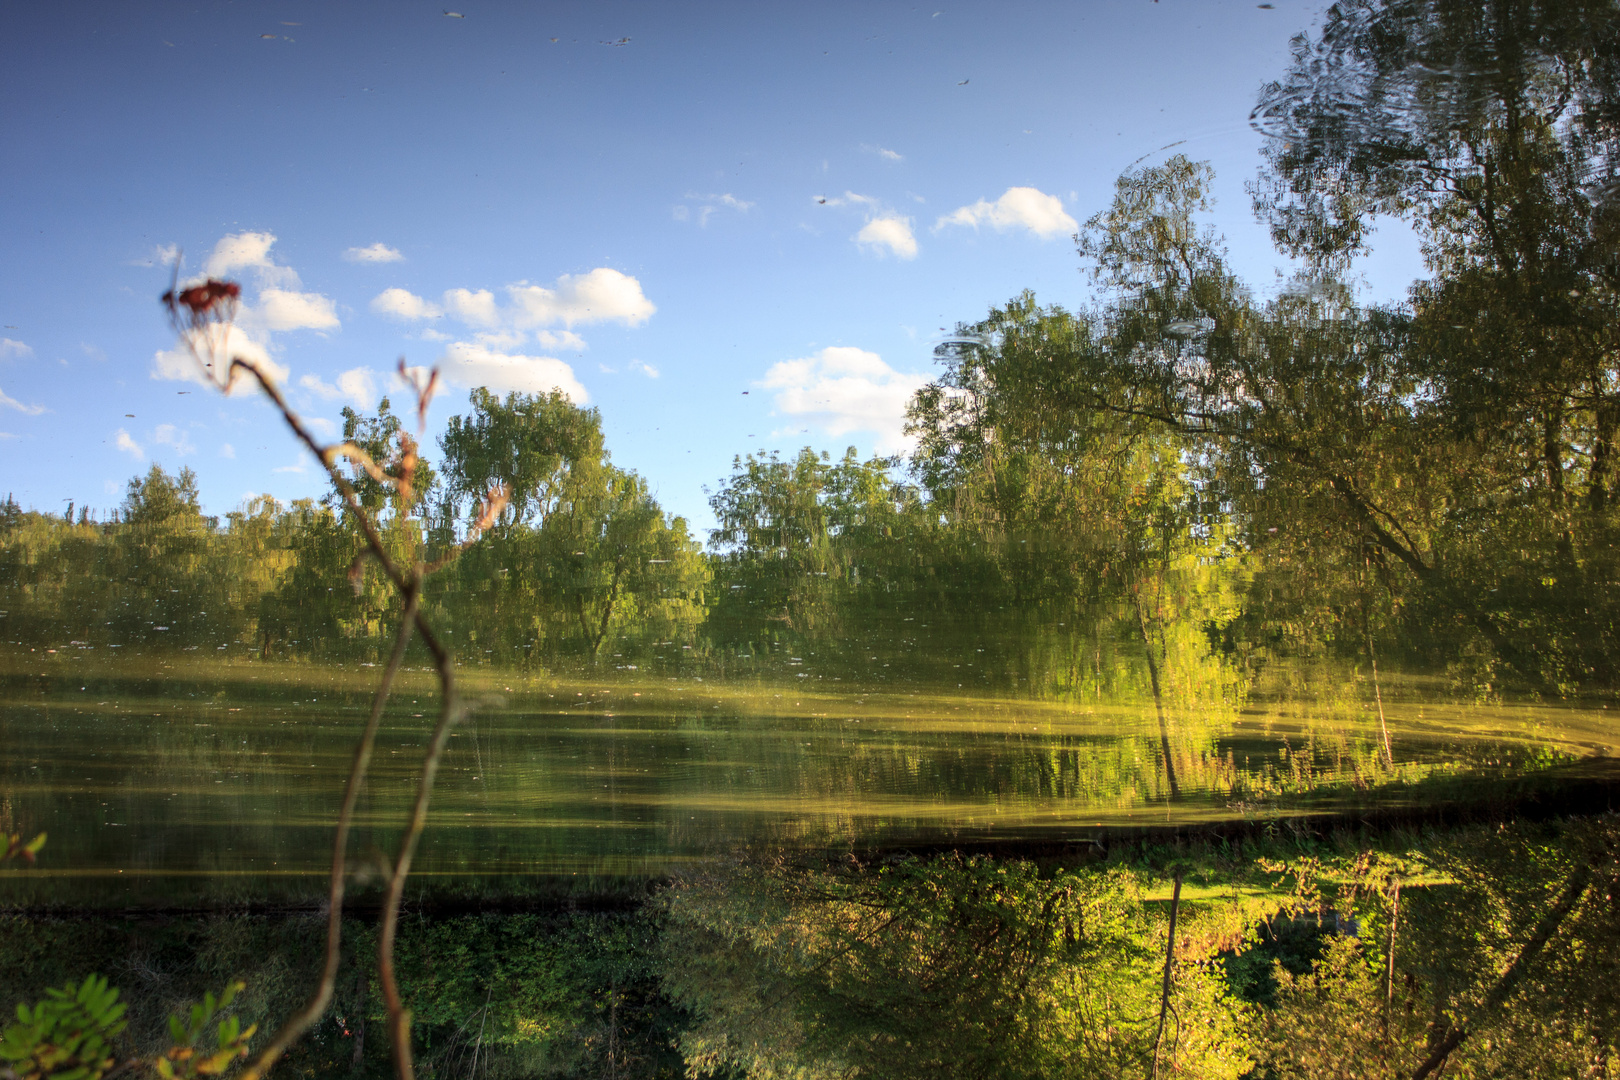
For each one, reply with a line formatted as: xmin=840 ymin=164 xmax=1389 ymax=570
xmin=435 ymin=389 xmax=706 ymax=661
xmin=1251 ymin=0 xmax=1620 ymax=688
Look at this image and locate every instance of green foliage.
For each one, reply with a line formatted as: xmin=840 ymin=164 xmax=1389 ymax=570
xmin=707 ymin=446 xmax=919 ymax=642
xmin=0 ymin=974 xmax=126 ymax=1080
xmin=152 ymin=982 xmax=256 ymax=1080
xmin=432 ymin=389 xmax=709 ymax=662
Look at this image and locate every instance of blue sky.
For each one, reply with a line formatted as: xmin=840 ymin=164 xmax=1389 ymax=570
xmin=0 ymin=0 xmax=1427 ymax=532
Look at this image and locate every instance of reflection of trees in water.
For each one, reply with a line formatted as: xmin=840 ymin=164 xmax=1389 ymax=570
xmin=661 ymin=816 xmax=1620 ymax=1079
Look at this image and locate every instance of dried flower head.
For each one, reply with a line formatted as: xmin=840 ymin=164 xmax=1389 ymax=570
xmin=161 ymin=271 xmax=245 ymax=390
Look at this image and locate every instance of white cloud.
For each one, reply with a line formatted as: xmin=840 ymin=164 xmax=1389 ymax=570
xmin=0 ymin=383 xmax=45 ymax=415
xmin=1 ymin=339 xmax=34 ymax=361
xmin=337 ymin=367 xmax=379 ymax=405
xmin=273 ymin=462 xmax=307 ymax=474
xmin=534 ymin=329 xmax=587 ymax=351
xmin=114 ymin=428 xmax=144 ymax=458
xmin=861 ymin=144 xmax=904 ymax=162
xmin=438 ymin=342 xmax=589 ymax=402
xmin=153 ymin=423 xmax=196 ymax=456
xmin=757 ymin=346 xmax=928 ymax=453
xmin=132 ymin=243 xmax=181 ymax=268
xmin=220 ymin=443 xmax=236 ymax=459
xmin=855 ymin=216 xmax=918 ymax=259
xmin=679 ymin=192 xmax=755 ymax=226
xmin=299 ymin=366 xmax=378 ymax=407
xmin=304 ymin=417 xmax=338 ymax=437
xmin=151 ymin=325 xmax=290 ymax=391
xmin=254 ymin=288 xmax=340 ymax=332
xmin=935 ymin=186 xmax=1078 ymax=239
xmin=816 ymin=191 xmax=879 ymax=209
xmin=472 ymin=329 xmax=530 ymax=351
xmin=343 ymin=242 xmax=404 ymax=263
xmin=505 ymin=269 xmax=656 ymax=328
xmin=444 ymin=288 xmax=501 ymax=327
xmin=0 ymin=432 xmax=17 ymax=441
xmin=629 ymin=359 xmax=659 ymax=378
xmin=373 ymin=269 xmax=654 ymax=376
xmin=371 ymin=288 xmax=443 ymax=321
xmin=204 ymin=231 xmax=300 ymax=288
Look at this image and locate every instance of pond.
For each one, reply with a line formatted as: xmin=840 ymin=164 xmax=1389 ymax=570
xmin=3 ymin=648 xmax=1613 ymax=907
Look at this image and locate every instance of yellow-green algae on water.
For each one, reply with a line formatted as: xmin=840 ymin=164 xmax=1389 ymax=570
xmin=1 ymin=648 xmax=1614 ymax=907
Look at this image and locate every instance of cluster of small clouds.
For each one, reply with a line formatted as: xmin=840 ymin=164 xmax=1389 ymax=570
xmin=758 ymin=346 xmax=929 ymax=454
xmin=673 ymin=193 xmax=754 ymax=227
xmin=370 ymin=268 xmax=657 ymax=402
xmin=137 ymin=228 xmax=662 ymax=472
xmin=121 ymin=181 xmax=1070 ymax=478
xmin=814 ymin=185 xmax=1078 ymax=261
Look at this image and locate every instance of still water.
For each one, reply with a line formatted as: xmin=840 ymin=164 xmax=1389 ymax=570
xmin=3 ymin=649 xmax=1613 ymax=905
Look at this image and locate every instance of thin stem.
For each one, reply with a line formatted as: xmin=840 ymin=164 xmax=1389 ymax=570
xmin=377 ymin=615 xmax=463 ymax=1080
xmin=1383 ymin=878 xmax=1401 ymax=1041
xmin=239 ymin=587 xmax=419 ymax=1080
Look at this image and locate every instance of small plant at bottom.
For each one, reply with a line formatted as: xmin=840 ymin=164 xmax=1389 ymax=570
xmin=152 ymin=983 xmax=256 ymax=1080
xmin=0 ymin=974 xmax=126 ymax=1080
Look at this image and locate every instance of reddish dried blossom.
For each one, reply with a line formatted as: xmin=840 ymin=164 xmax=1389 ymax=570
xmin=162 ymin=277 xmax=241 ymax=321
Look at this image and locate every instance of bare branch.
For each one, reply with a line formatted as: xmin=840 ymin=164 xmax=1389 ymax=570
xmin=238 ymin=588 xmax=420 ymax=1080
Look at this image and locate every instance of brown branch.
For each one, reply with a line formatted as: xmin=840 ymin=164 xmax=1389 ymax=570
xmin=163 ymin=284 xmax=485 ymax=1080
xmin=377 ymin=614 xmax=463 ymax=1080
xmin=229 ymin=359 xmax=410 ymax=594
xmin=238 ymin=587 xmax=420 ymax=1080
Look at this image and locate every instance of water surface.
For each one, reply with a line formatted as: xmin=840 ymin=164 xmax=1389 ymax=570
xmin=3 ymin=649 xmax=1613 ymax=906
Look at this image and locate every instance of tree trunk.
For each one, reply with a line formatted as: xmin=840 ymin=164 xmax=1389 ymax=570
xmin=588 ymin=558 xmax=626 ymax=657
xmin=1151 ymin=872 xmax=1184 ymax=1080
xmin=1136 ymin=600 xmax=1180 ymax=801
xmin=1362 ymin=574 xmax=1393 ymax=770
